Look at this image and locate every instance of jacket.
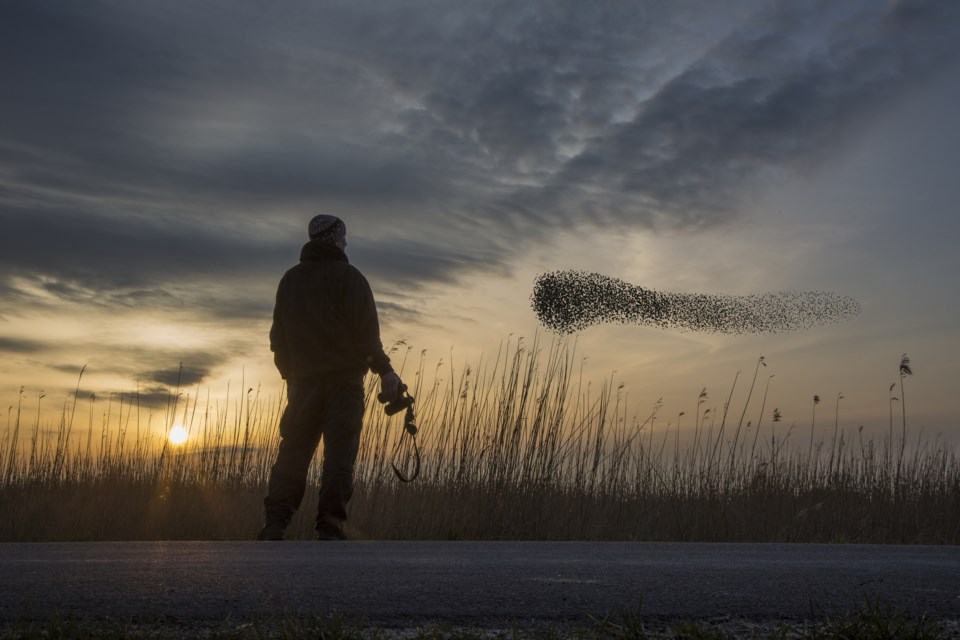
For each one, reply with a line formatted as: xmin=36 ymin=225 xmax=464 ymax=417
xmin=270 ymin=239 xmax=393 ymax=381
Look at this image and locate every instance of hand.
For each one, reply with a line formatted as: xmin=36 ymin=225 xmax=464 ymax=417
xmin=379 ymin=371 xmax=403 ymax=403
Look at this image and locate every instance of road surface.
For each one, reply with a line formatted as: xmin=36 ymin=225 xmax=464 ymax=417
xmin=2 ymin=542 xmax=958 ymax=629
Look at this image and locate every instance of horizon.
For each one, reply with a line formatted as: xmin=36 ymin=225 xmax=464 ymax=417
xmin=0 ymin=337 xmax=950 ymax=454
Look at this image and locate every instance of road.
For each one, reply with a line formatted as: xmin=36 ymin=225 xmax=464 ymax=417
xmin=2 ymin=542 xmax=959 ymax=629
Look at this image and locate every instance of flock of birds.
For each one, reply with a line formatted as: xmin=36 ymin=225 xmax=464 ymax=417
xmin=531 ymin=270 xmax=861 ymax=335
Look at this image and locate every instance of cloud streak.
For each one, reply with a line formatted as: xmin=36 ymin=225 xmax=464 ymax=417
xmin=0 ymin=336 xmax=46 ymax=354
xmin=539 ymin=1 xmax=960 ymax=227
xmin=0 ymin=332 xmax=236 ymax=391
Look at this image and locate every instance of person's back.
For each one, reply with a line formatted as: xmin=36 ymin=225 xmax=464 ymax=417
xmin=259 ymin=214 xmax=402 ymax=541
xmin=271 ymin=239 xmax=391 ymax=381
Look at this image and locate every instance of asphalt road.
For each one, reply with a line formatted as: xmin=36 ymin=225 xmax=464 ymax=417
xmin=2 ymin=542 xmax=959 ymax=629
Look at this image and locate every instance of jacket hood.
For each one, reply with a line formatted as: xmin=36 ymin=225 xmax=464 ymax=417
xmin=300 ymin=239 xmax=349 ymax=263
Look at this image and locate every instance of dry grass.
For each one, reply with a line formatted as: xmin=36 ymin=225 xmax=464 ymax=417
xmin=1 ymin=336 xmax=957 ymax=542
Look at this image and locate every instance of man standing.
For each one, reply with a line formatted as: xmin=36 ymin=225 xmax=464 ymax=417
xmin=260 ymin=214 xmax=403 ymax=541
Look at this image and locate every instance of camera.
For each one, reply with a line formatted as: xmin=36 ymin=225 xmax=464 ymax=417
xmin=378 ymin=384 xmax=415 ymax=416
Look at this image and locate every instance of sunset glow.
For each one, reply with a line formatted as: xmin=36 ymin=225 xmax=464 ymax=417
xmin=168 ymin=426 xmax=189 ymax=447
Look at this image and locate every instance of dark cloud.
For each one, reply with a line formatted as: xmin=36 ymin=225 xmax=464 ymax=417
xmin=0 ymin=205 xmax=287 ymax=288
xmin=61 ymin=383 xmax=217 ymax=412
xmin=0 ymin=336 xmax=45 ymax=354
xmin=110 ymin=349 xmax=232 ymax=388
xmin=149 ymin=365 xmax=212 ymax=388
xmin=0 ymin=2 xmax=452 ymax=213
xmin=115 ymin=386 xmax=182 ymax=412
xmin=0 ymin=203 xmax=495 ymax=315
xmin=45 ymin=364 xmax=94 ymax=377
xmin=20 ymin=385 xmax=157 ymax=413
xmin=0 ymin=2 xmax=731 ymax=289
xmin=539 ymin=1 xmax=960 ymax=226
xmin=15 ymin=340 xmax=235 ymax=390
xmin=374 ymin=301 xmax=425 ymax=328
xmin=1 ymin=0 xmax=957 ymax=325
xmin=352 ymin=238 xmax=510 ymax=289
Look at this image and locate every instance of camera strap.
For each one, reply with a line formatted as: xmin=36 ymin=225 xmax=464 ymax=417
xmin=391 ymin=404 xmax=421 ymax=482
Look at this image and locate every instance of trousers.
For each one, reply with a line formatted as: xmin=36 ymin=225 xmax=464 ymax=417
xmin=263 ymin=375 xmax=365 ymax=534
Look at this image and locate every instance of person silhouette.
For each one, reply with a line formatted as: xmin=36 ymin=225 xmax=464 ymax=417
xmin=259 ymin=214 xmax=403 ymax=540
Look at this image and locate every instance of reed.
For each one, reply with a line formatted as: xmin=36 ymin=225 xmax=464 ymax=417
xmin=0 ymin=339 xmax=956 ymax=543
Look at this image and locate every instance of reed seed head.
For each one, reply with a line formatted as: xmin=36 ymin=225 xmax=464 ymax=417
xmin=899 ymin=354 xmax=913 ymax=377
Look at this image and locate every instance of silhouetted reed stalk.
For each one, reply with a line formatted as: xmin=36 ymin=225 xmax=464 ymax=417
xmin=729 ymin=356 xmax=764 ymax=472
xmin=692 ymin=388 xmax=707 ymax=465
xmin=0 ymin=341 xmax=956 ymax=543
xmin=829 ymin=392 xmax=844 ymax=476
xmin=888 ymin=383 xmax=897 ymax=471
xmin=808 ymin=394 xmax=820 ymax=474
xmin=896 ymin=354 xmax=913 ymax=491
xmin=708 ymin=371 xmax=739 ymax=478
xmin=749 ymin=373 xmax=774 ymax=465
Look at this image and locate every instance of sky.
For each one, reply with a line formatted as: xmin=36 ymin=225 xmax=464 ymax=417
xmin=2 ymin=0 xmax=959 ymax=446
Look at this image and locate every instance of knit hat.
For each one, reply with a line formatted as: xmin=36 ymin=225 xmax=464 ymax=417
xmin=308 ymin=214 xmax=347 ymax=245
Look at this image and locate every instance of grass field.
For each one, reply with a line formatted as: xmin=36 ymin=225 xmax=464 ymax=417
xmin=2 ymin=598 xmax=953 ymax=640
xmin=1 ymin=337 xmax=957 ymax=542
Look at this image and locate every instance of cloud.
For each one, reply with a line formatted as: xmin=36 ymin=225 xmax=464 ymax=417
xmin=0 ymin=2 xmax=731 ymax=291
xmin=113 ymin=386 xmax=183 ymax=412
xmin=1 ymin=0 xmax=958 ymax=326
xmin=11 ymin=338 xmax=235 ymax=388
xmin=374 ymin=301 xmax=425 ymax=327
xmin=149 ymin=365 xmax=213 ymax=388
xmin=352 ymin=238 xmax=511 ymax=289
xmin=0 ymin=336 xmax=45 ymax=354
xmin=0 ymin=205 xmax=286 ymax=287
xmin=531 ymin=1 xmax=960 ymax=228
xmin=101 ymin=348 xmax=234 ymax=386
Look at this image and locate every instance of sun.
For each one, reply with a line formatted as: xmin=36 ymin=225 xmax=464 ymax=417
xmin=168 ymin=425 xmax=189 ymax=446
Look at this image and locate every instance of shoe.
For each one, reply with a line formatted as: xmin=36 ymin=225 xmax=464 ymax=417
xmin=257 ymin=523 xmax=285 ymax=541
xmin=316 ymin=524 xmax=347 ymax=541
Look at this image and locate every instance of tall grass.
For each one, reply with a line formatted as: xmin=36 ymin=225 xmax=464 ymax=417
xmin=1 ymin=337 xmax=957 ymax=543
